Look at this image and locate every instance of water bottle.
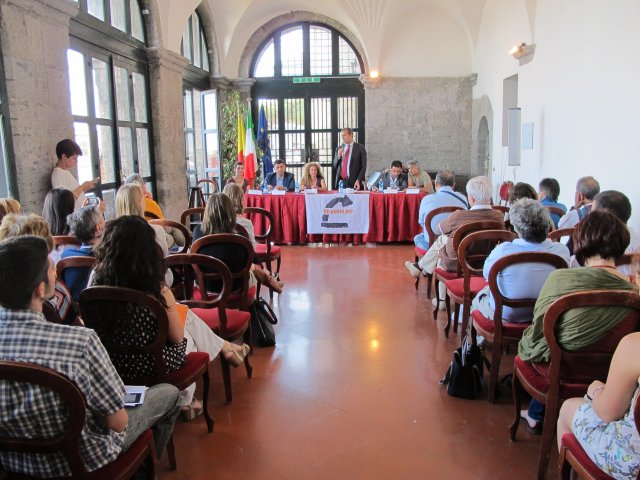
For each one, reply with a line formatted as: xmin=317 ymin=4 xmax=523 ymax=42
xmin=338 ymin=179 xmax=344 ymax=194
xmin=378 ymin=178 xmax=384 ymax=192
xmin=262 ymin=180 xmax=268 ymax=194
xmin=294 ymin=181 xmax=299 ymax=194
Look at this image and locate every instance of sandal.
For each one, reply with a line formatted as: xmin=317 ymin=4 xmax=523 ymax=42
xmin=180 ymin=399 xmax=203 ymax=422
xmin=267 ymin=273 xmax=284 ymax=294
xmin=223 ymin=343 xmax=251 ymax=368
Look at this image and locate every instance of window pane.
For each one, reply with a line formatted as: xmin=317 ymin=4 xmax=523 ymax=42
xmin=338 ymin=97 xmax=358 ymax=130
xmin=201 ymin=35 xmax=209 ymax=72
xmin=185 ymin=131 xmax=196 ymax=185
xmin=132 ymin=72 xmax=147 ymax=123
xmin=269 ymin=132 xmax=280 ymax=163
xmin=96 ymin=125 xmax=116 ymax=183
xmin=92 ymin=58 xmax=111 ymax=119
xmin=284 ymin=98 xmax=304 ymax=130
xmin=203 ymin=92 xmax=217 ymax=130
xmin=339 ymin=37 xmax=360 ymax=75
xmin=281 ymin=27 xmax=303 ymax=76
xmin=257 ymin=98 xmax=279 ymax=129
xmin=87 ymin=0 xmax=105 ymax=20
xmin=311 ymin=97 xmax=330 ymax=130
xmin=192 ymin=15 xmax=201 ymax=68
xmin=0 ymin=115 xmax=10 ymax=197
xmin=254 ymin=39 xmax=274 ymax=77
xmin=67 ymin=50 xmax=88 ymax=116
xmin=73 ymin=122 xmax=93 ymax=183
xmin=110 ymin=0 xmax=127 ymax=32
xmin=102 ymin=188 xmax=116 ymax=221
xmin=130 ymin=0 xmax=145 ymax=42
xmin=311 ymin=131 xmax=332 ymax=165
xmin=205 ymin=132 xmax=219 ymax=176
xmin=118 ymin=127 xmax=134 ymax=179
xmin=183 ymin=90 xmax=193 ymax=129
xmin=285 ymin=132 xmax=305 ymax=165
xmin=181 ymin=22 xmax=192 ymax=61
xmin=114 ymin=66 xmax=130 ymax=121
xmin=136 ymin=128 xmax=151 ymax=176
xmin=310 ymin=26 xmax=332 ymax=76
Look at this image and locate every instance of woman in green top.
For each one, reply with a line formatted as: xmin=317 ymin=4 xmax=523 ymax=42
xmin=519 ymin=209 xmax=638 ymax=433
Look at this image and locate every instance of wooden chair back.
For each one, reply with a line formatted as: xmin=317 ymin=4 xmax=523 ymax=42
xmin=197 ymin=178 xmax=219 ymax=198
xmin=149 ymin=219 xmax=192 ymax=254
xmin=55 ymin=256 xmax=97 ymax=280
xmin=548 ymin=228 xmax=575 ymax=242
xmin=244 ymin=206 xmax=274 ymax=249
xmin=491 ymin=205 xmax=510 ymax=215
xmin=423 ymin=205 xmax=464 ymax=246
xmin=180 ymin=207 xmax=205 ymax=232
xmin=615 ymin=253 xmax=635 ymax=267
xmin=545 ymin=206 xmax=566 ymax=218
xmin=450 ymin=220 xmax=506 ymax=276
xmin=52 ymin=235 xmax=81 ymax=248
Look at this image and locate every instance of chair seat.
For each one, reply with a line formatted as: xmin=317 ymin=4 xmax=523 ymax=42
xmin=471 ymin=309 xmax=530 ymax=337
xmin=192 ymin=307 xmax=251 ymax=338
xmin=255 ymin=244 xmax=281 ymax=258
xmin=561 ymin=433 xmax=615 ymax=480
xmin=414 ymin=246 xmax=428 ymax=257
xmin=163 ymin=352 xmax=209 ymax=390
xmin=514 ymin=355 xmax=587 ymax=400
xmin=434 ymin=267 xmax=459 ymax=281
xmin=88 ymin=429 xmax=154 ymax=479
xmin=193 ymin=286 xmax=256 ymax=306
xmin=444 ymin=277 xmax=487 ymax=299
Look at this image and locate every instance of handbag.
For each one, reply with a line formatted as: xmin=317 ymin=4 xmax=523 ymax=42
xmin=250 ymin=297 xmax=278 ymax=347
xmin=440 ymin=337 xmax=485 ymax=399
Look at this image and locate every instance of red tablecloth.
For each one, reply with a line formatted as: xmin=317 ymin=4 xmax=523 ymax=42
xmin=245 ymin=192 xmax=425 ymax=244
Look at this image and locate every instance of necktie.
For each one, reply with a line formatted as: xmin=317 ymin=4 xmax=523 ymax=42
xmin=341 ymin=144 xmax=350 ymax=179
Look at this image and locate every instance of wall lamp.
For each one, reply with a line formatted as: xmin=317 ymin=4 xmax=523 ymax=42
xmin=509 ymin=42 xmax=536 ymax=65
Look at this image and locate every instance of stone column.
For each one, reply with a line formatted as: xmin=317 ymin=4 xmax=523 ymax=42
xmin=0 ymin=0 xmax=77 ymax=211
xmin=233 ymin=78 xmax=256 ymax=103
xmin=147 ymin=47 xmax=188 ymax=222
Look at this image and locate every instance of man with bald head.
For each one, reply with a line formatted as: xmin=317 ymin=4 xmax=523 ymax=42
xmin=557 ymin=176 xmax=600 ymax=229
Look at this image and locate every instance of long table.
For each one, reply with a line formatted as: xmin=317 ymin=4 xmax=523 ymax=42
xmin=245 ymin=191 xmax=426 ymax=244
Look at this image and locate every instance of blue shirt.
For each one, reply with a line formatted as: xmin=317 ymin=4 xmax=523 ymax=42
xmin=417 ymin=187 xmax=468 ymax=245
xmin=540 ymin=198 xmax=567 ymax=228
xmin=483 ymin=238 xmax=570 ymax=322
xmin=60 ymin=244 xmax=94 ymax=302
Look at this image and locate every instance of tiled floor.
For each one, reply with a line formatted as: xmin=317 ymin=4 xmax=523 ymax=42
xmin=158 ymin=244 xmax=550 ymax=479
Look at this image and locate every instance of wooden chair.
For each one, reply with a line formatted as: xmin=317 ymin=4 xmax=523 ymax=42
xmin=149 ymin=219 xmax=192 ymax=254
xmin=165 ymin=253 xmax=252 ymax=404
xmin=80 ymin=287 xmax=214 ymax=469
xmin=470 ymin=251 xmax=568 ymax=402
xmin=244 ymin=207 xmax=282 ymax=300
xmin=56 ymin=256 xmax=97 ymax=303
xmin=52 ymin=235 xmax=81 ymax=248
xmin=180 ymin=207 xmax=205 ymax=233
xmin=445 ymin=229 xmax=517 ymax=341
xmin=197 ymin=178 xmax=219 ymax=201
xmin=414 ymin=205 xmax=464 ymax=295
xmin=187 ymin=186 xmax=205 ymax=209
xmin=433 ymin=220 xmax=506 ymax=327
xmin=509 ymin=290 xmax=640 ymax=480
xmin=0 ymin=360 xmax=156 ymax=479
xmin=491 ymin=205 xmax=510 ymax=215
xmin=548 ymin=228 xmax=575 ymax=242
xmin=559 ymin=397 xmax=640 ymax=480
xmin=545 ymin=206 xmax=566 ymax=219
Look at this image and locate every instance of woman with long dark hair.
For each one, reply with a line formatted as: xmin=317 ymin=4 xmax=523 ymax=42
xmin=42 ymin=188 xmax=75 ymax=236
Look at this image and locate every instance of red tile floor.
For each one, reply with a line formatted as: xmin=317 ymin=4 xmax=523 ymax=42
xmin=158 ymin=244 xmax=553 ymax=479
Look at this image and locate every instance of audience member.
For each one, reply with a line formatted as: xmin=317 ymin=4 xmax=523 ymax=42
xmin=0 ymin=236 xmax=180 ymax=475
xmin=265 ymin=159 xmax=295 ymax=192
xmin=557 ymin=331 xmax=640 ymax=479
xmin=42 ymin=188 xmax=75 ymax=236
xmin=538 ymin=177 xmax=567 ymax=228
xmin=60 ymin=206 xmax=104 ymax=301
xmin=558 ymin=175 xmax=600 ymax=229
xmin=299 ymin=162 xmax=327 ymax=191
xmin=508 ymin=182 xmax=537 ymax=203
xmin=225 ymin=162 xmax=250 ymax=192
xmin=91 ymin=215 xmax=249 ymax=421
xmin=518 ymin=209 xmax=637 ymax=433
xmin=50 ymin=139 xmax=99 ymax=209
xmin=593 ymin=189 xmax=639 ymax=258
xmin=471 ymin=199 xmax=570 ymax=323
xmin=223 ymin=183 xmax=256 ymax=246
xmin=0 ymin=197 xmax=20 ymax=223
xmin=333 ymin=127 xmax=367 ymax=190
xmin=376 ymin=160 xmax=408 ymax=191
xmin=406 ymin=160 xmax=433 ymax=193
xmin=411 ymin=169 xmax=468 ymax=251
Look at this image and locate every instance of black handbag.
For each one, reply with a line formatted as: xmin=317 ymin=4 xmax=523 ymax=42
xmin=250 ymin=298 xmax=278 ymax=347
xmin=440 ymin=337 xmax=485 ymax=399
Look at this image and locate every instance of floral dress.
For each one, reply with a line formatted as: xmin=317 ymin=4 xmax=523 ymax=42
xmin=572 ymin=384 xmax=640 ymax=479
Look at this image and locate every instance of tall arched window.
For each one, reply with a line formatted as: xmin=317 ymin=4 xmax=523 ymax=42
xmin=67 ymin=0 xmax=153 ymax=217
xmin=181 ymin=11 xmax=220 ymax=191
xmin=251 ymin=22 xmax=364 ymax=186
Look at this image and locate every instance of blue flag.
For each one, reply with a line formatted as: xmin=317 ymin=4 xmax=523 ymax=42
xmin=256 ymin=105 xmax=273 ymax=176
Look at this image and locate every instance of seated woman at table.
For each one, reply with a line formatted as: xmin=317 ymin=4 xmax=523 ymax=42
xmin=518 ymin=209 xmax=638 ymax=434
xmin=193 ymin=193 xmax=284 ymax=293
xmin=299 ymin=162 xmax=327 ymax=191
xmin=557 ymin=331 xmax=640 ymax=479
xmin=225 ymin=162 xmax=250 ymax=193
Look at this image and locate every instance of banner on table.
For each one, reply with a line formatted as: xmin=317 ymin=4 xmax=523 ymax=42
xmin=305 ymin=193 xmax=370 ymax=234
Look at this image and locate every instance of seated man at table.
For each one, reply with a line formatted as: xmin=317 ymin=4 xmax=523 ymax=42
xmin=266 ymin=159 xmax=296 ymax=192
xmin=407 ymin=160 xmax=433 ymax=193
xmin=375 ymin=161 xmax=408 ymax=191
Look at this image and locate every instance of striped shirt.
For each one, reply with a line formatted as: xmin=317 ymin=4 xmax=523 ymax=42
xmin=0 ymin=308 xmax=126 ymax=477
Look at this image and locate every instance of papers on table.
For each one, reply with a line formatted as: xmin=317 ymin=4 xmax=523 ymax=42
xmin=303 ymin=188 xmax=318 ymax=194
xmin=405 ymin=188 xmax=420 ymax=194
xmin=272 ymin=189 xmax=286 ymax=196
xmin=247 ymin=189 xmax=263 ymax=195
xmin=383 ymin=188 xmax=399 ymax=194
xmin=124 ymin=385 xmax=148 ymax=407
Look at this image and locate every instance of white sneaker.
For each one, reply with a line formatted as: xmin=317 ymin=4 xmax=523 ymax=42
xmin=405 ymin=261 xmax=422 ymax=279
xmin=432 ymin=298 xmax=446 ymax=311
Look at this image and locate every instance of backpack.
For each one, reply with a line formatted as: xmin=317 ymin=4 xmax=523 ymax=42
xmin=440 ymin=338 xmax=485 ymax=399
xmin=249 ymin=297 xmax=278 ymax=347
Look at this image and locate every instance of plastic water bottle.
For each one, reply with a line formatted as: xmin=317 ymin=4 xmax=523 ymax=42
xmin=262 ymin=180 xmax=268 ymax=194
xmin=338 ymin=179 xmax=344 ymax=194
xmin=294 ymin=181 xmax=299 ymax=193
xmin=378 ymin=178 xmax=384 ymax=192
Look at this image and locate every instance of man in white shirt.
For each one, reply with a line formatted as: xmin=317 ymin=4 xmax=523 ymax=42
xmin=557 ymin=176 xmax=600 ymax=229
xmin=51 ymin=139 xmax=99 ymax=209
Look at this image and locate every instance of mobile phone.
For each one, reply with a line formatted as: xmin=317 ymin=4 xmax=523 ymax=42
xmin=85 ymin=196 xmax=100 ymax=207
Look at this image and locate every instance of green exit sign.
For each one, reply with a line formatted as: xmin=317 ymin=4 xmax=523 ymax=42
xmin=293 ymin=77 xmax=321 ymax=84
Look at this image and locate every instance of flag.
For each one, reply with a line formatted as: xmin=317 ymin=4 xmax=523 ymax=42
xmin=237 ymin=114 xmax=245 ymax=163
xmin=256 ymin=105 xmax=273 ymax=176
xmin=243 ymin=106 xmax=258 ymax=182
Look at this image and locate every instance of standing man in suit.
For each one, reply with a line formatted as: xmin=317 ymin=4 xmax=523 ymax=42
xmin=333 ymin=127 xmax=367 ymax=190
xmin=265 ymin=159 xmax=296 ymax=192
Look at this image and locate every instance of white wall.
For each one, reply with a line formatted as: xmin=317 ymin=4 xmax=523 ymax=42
xmin=474 ymin=0 xmax=640 ymax=230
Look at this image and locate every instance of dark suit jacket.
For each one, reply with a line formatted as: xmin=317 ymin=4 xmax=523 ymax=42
xmin=266 ymin=171 xmax=296 ymax=192
xmin=333 ymin=142 xmax=367 ymax=189
xmin=379 ymin=171 xmax=408 ymax=190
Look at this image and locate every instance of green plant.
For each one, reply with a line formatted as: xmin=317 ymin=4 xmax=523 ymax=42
xmin=219 ymin=90 xmax=246 ymax=181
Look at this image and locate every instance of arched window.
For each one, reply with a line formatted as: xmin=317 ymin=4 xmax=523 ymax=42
xmin=67 ymin=0 xmax=152 ymax=217
xmin=251 ymin=23 xmax=364 ymax=186
xmin=181 ymin=11 xmax=219 ymax=191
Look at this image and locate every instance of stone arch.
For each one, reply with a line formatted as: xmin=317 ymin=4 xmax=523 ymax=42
xmin=238 ymin=11 xmax=369 ymax=79
xmin=194 ymin=1 xmax=221 ymax=78
xmin=471 ymin=94 xmax=493 ymax=176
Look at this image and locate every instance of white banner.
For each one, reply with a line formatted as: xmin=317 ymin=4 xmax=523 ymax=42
xmin=305 ymin=193 xmax=370 ymax=234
